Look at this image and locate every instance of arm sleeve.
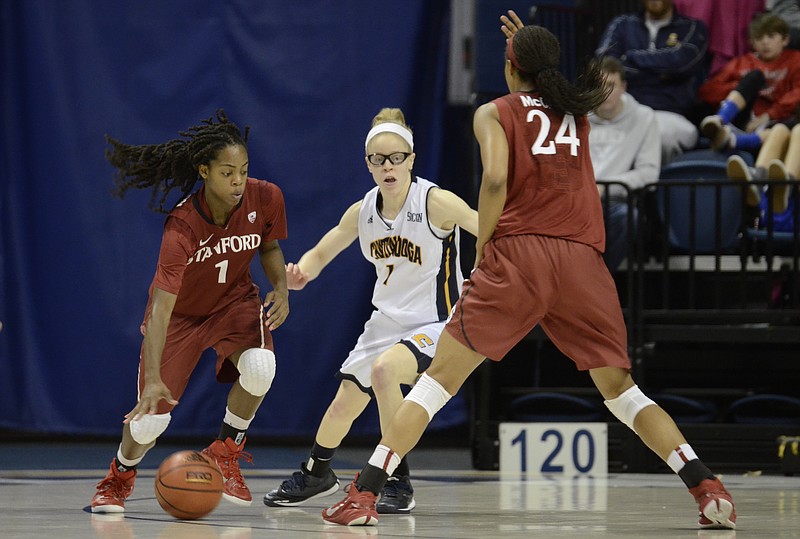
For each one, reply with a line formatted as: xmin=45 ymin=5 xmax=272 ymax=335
xmin=595 ymin=16 xmax=628 ymax=59
xmin=606 ymin=110 xmax=662 ymax=191
xmin=623 ymin=19 xmax=709 ymax=76
xmin=698 ymin=58 xmax=742 ymax=105
xmin=627 ymin=110 xmax=662 ymax=190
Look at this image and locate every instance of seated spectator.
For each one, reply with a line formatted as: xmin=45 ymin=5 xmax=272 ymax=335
xmin=699 ymin=14 xmax=800 ymax=153
xmin=596 ymin=0 xmax=708 ymax=164
xmin=768 ymin=0 xmax=800 ymax=49
xmin=590 ymin=57 xmax=661 ymax=272
xmin=727 ymin=123 xmax=798 ymax=229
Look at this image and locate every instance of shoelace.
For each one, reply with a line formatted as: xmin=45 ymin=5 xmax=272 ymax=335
xmin=349 ymin=488 xmax=377 ymax=509
xmin=382 ymin=477 xmax=411 ymax=498
xmin=282 ymin=470 xmax=310 ymax=491
xmin=216 ymin=448 xmax=253 ymax=485
xmin=95 ymin=475 xmax=128 ymax=497
xmin=381 ymin=479 xmax=398 ymax=498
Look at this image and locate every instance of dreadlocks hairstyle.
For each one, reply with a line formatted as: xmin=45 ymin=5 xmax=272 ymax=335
xmin=507 ymin=26 xmax=609 ymax=116
xmin=106 ymin=109 xmax=250 ymax=213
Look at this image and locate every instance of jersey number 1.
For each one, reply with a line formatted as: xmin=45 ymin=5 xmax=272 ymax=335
xmin=215 ymin=260 xmax=229 ymax=283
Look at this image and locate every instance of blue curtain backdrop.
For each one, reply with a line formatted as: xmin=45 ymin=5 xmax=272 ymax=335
xmin=0 ymin=0 xmax=478 ymax=439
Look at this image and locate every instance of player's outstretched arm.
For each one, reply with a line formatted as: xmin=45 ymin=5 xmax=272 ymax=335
xmin=125 ymin=287 xmax=179 ymax=423
xmin=427 ymin=188 xmax=478 ymax=238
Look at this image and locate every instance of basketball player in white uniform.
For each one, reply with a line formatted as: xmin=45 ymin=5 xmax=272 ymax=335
xmin=263 ymin=108 xmax=477 ymax=514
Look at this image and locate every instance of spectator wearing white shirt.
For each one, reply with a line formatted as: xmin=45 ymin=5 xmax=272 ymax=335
xmin=590 ymin=56 xmax=661 ymax=271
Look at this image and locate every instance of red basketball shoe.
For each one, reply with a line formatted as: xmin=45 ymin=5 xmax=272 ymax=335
xmin=202 ymin=437 xmax=253 ymax=506
xmin=689 ymin=477 xmax=736 ymax=529
xmin=322 ymin=479 xmax=379 ymax=526
xmin=91 ymin=460 xmax=136 ymax=513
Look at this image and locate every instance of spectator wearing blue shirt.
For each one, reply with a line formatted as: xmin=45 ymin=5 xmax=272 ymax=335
xmin=597 ymin=0 xmax=709 ymax=164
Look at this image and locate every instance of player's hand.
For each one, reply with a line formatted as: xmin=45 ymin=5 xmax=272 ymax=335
xmin=124 ymin=382 xmax=177 ymax=423
xmin=500 ymin=9 xmax=524 ymax=39
xmin=285 ymin=262 xmax=310 ymax=290
xmin=264 ymin=289 xmax=289 ymax=331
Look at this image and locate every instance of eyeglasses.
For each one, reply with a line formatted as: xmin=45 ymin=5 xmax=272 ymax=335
xmin=367 ymin=152 xmax=412 ymax=166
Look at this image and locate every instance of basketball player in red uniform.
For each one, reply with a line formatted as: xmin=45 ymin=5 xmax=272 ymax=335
xmin=91 ymin=110 xmax=288 ymax=512
xmin=322 ymin=12 xmax=737 ymax=530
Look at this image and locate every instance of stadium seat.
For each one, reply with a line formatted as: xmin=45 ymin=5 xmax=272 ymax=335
xmin=728 ymin=394 xmax=800 ymax=425
xmin=508 ymin=392 xmax=606 ymax=422
xmin=657 ymin=159 xmax=743 ymax=253
xmin=650 ymin=393 xmax=717 ymax=423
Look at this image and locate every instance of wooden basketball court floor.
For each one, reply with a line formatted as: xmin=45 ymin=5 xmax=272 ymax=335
xmin=1 ymin=441 xmax=797 ymax=538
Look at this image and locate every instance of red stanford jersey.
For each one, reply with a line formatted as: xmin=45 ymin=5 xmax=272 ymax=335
xmin=492 ymin=92 xmax=605 ymax=252
xmin=146 ymin=178 xmax=287 ymax=317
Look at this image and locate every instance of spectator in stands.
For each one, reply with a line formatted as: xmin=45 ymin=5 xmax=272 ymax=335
xmin=596 ymin=0 xmax=708 ymax=164
xmin=727 ymin=123 xmax=798 ymax=228
xmin=698 ymin=14 xmax=800 ymax=153
xmin=674 ymin=0 xmax=766 ymax=76
xmin=768 ymin=0 xmax=800 ymax=49
xmin=590 ymin=56 xmax=661 ymax=272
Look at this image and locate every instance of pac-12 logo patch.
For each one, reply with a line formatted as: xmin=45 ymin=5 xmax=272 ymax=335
xmin=248 ymin=211 xmax=256 ymax=223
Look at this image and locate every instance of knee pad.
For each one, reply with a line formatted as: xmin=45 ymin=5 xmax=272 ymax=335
xmin=604 ymin=385 xmax=656 ymax=433
xmin=405 ymin=373 xmax=452 ymax=421
xmin=129 ymin=412 xmax=171 ymax=445
xmin=238 ymin=348 xmax=276 ymax=397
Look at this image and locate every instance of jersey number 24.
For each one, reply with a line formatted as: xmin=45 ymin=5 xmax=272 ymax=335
xmin=527 ymin=111 xmax=579 ymax=157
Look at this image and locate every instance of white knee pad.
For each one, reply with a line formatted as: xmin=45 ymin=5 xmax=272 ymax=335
xmin=405 ymin=373 xmax=452 ymax=421
xmin=129 ymin=412 xmax=171 ymax=445
xmin=604 ymin=385 xmax=656 ymax=433
xmin=238 ymin=348 xmax=276 ymax=397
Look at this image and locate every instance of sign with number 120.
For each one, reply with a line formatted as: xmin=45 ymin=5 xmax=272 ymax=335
xmin=499 ymin=422 xmax=608 ymax=476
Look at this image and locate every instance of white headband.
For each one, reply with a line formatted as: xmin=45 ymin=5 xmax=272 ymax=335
xmin=364 ymin=123 xmax=414 ymax=152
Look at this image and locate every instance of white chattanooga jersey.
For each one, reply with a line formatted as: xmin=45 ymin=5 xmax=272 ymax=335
xmin=358 ymin=176 xmax=464 ymax=326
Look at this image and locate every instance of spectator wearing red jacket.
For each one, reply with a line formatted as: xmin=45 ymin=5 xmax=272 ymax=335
xmin=699 ymin=13 xmax=800 ymax=151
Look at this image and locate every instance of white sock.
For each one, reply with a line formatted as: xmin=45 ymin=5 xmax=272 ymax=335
xmin=224 ymin=407 xmax=252 ymax=430
xmin=667 ymin=443 xmax=699 ymax=474
xmin=116 ymin=444 xmax=143 ymax=468
xmin=367 ymin=444 xmax=402 ymax=475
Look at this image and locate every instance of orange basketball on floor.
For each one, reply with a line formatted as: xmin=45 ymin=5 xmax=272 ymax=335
xmin=155 ymin=450 xmax=223 ymax=519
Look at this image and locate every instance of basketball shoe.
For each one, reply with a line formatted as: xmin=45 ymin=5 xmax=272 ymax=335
xmin=91 ymin=460 xmax=136 ymax=513
xmin=375 ymin=475 xmax=415 ymax=514
xmin=700 ymin=115 xmax=732 ymax=152
xmin=322 ymin=478 xmax=379 ymax=526
xmin=768 ymin=159 xmax=794 ymax=214
xmin=263 ymin=463 xmax=339 ymax=506
xmin=689 ymin=477 xmax=736 ymax=529
xmin=202 ymin=437 xmax=253 ymax=506
xmin=727 ymin=154 xmax=764 ymax=207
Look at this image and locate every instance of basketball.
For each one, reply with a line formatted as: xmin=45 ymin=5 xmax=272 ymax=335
xmin=154 ymin=450 xmax=223 ymax=519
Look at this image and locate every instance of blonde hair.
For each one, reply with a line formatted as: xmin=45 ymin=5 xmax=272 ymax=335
xmin=371 ymin=108 xmax=412 ymax=132
xmin=366 ymin=108 xmax=414 ymax=152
